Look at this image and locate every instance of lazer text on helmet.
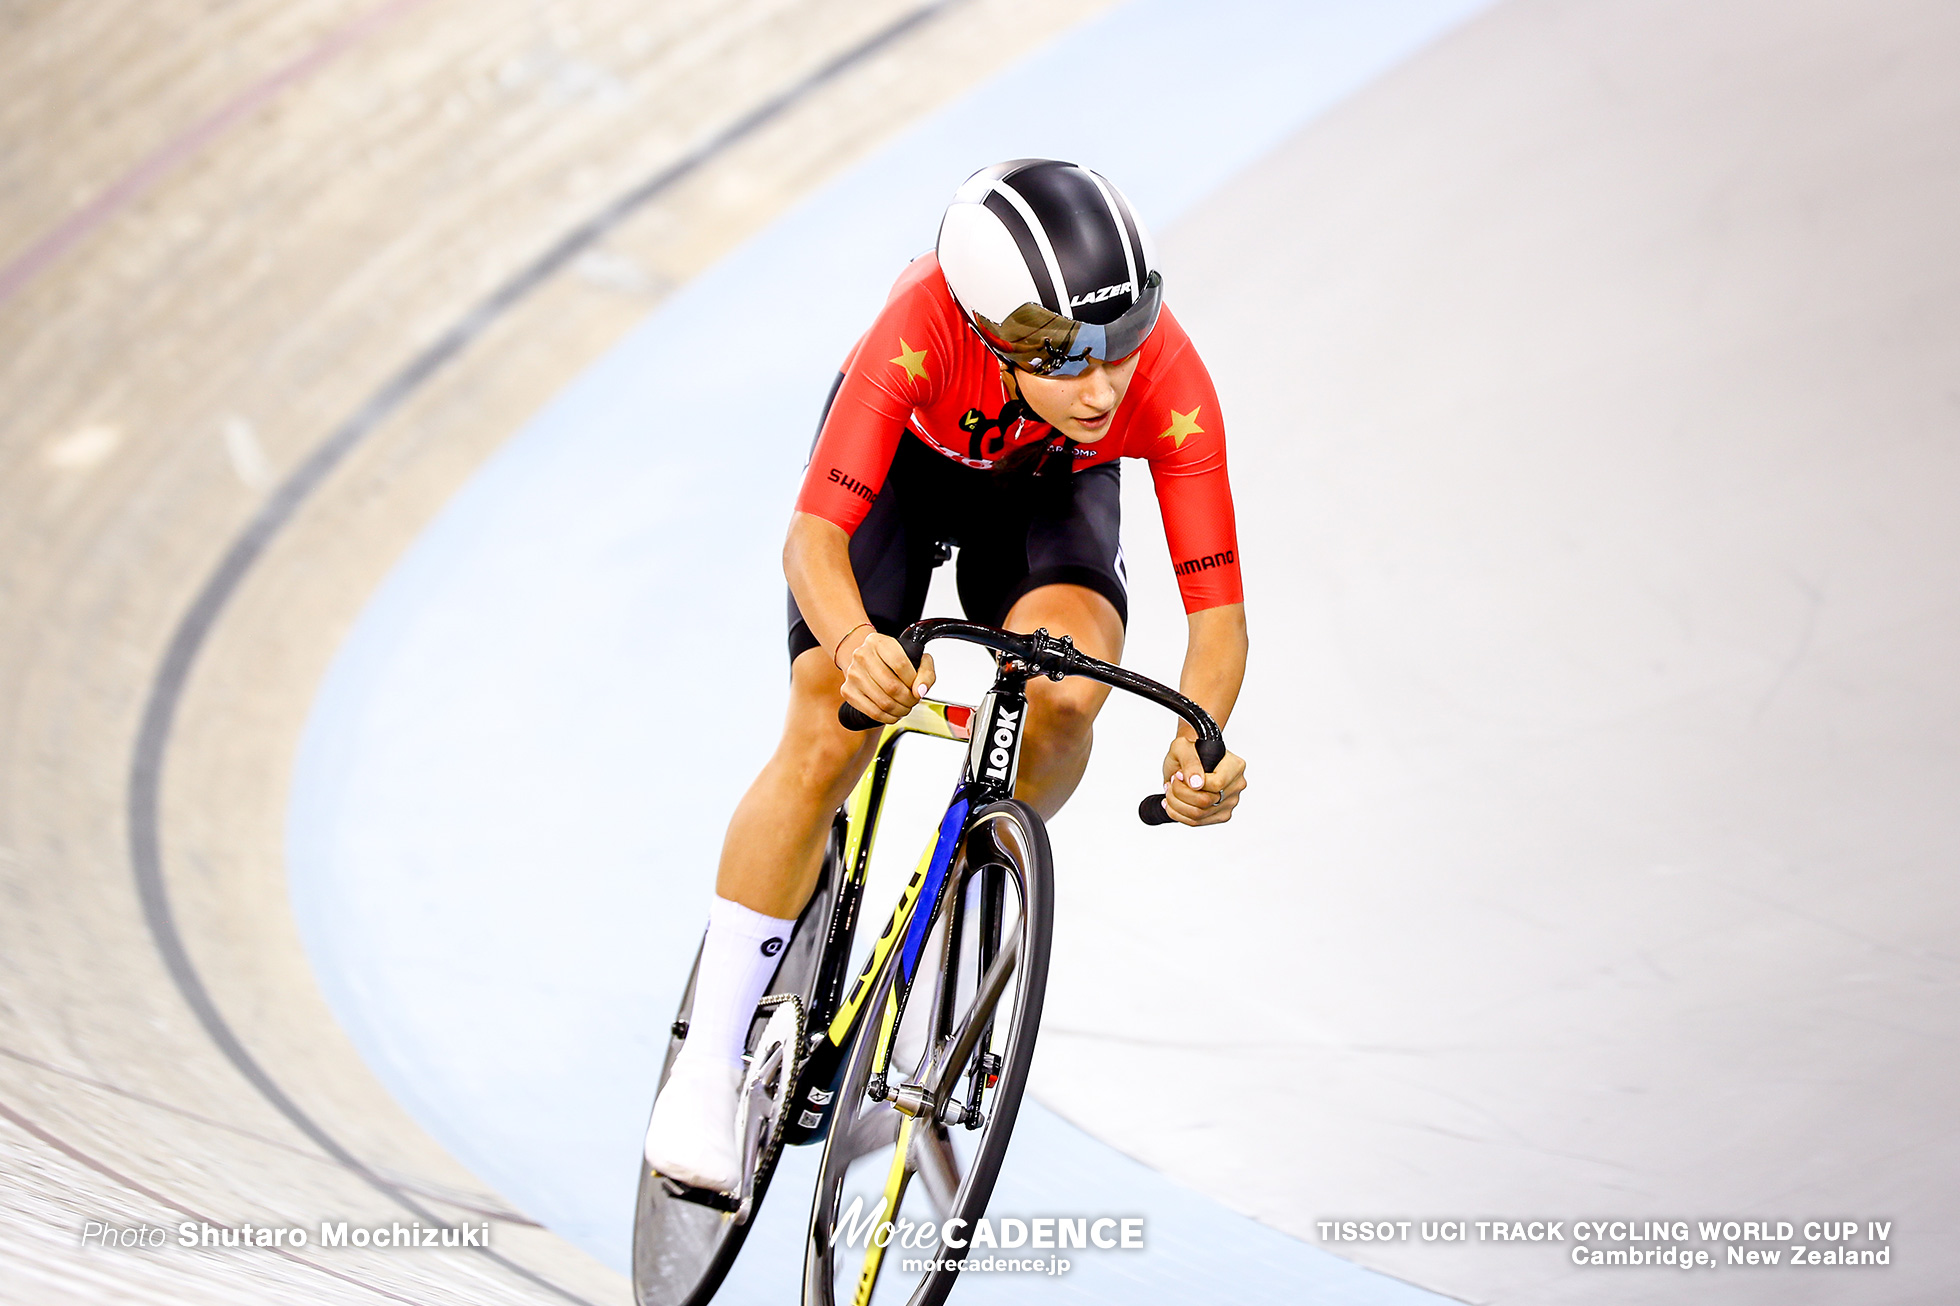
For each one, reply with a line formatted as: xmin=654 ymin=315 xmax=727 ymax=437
xmin=1069 ymin=282 xmax=1135 ymax=308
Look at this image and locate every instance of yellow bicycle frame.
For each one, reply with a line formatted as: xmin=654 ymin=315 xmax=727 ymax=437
xmin=825 ymin=700 xmax=972 ymax=1053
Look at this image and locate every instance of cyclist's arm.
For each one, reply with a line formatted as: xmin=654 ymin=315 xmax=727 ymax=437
xmin=785 ymin=512 xmax=934 ymax=718
xmin=1177 ymin=602 xmax=1246 ymax=732
xmin=784 ymin=511 xmax=864 ymax=654
xmin=789 ymin=265 xmax=955 ymax=718
xmin=1158 ymin=602 xmax=1248 ymax=825
xmin=1132 ymin=321 xmax=1246 ymax=823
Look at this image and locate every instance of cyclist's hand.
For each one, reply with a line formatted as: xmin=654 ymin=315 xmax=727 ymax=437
xmin=1159 ymin=737 xmax=1246 ymax=827
xmin=838 ymin=630 xmax=937 ymax=725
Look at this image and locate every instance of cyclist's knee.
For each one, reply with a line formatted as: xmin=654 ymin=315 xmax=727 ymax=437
xmin=1027 ymin=677 xmax=1103 ymax=749
xmin=781 ymin=650 xmax=877 ymax=790
xmin=786 ymin=722 xmax=871 ymax=789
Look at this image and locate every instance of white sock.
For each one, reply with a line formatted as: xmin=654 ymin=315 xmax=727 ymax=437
xmin=678 ymin=896 xmax=798 ymax=1071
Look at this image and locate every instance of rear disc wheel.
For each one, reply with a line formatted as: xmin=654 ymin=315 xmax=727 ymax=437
xmin=632 ymin=822 xmax=841 ymax=1306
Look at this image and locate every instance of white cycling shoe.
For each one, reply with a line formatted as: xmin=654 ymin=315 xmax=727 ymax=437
xmin=643 ymin=1057 xmax=744 ymax=1194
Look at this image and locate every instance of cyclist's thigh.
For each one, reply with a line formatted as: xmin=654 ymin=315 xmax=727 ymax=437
xmin=959 ymin=460 xmax=1128 ymax=644
xmin=1026 ymin=459 xmax=1128 ymax=622
xmin=1004 ymin=583 xmax=1123 ymax=672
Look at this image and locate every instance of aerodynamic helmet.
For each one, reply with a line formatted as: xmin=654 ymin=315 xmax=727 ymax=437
xmin=935 ymin=159 xmax=1163 ymax=377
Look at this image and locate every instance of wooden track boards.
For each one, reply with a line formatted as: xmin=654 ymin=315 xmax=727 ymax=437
xmin=0 ymin=2 xmax=1115 ymax=1300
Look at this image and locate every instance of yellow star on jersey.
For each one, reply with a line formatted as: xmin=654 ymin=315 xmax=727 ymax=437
xmin=1158 ymin=405 xmax=1204 ymax=448
xmin=890 ymin=339 xmax=929 ymax=382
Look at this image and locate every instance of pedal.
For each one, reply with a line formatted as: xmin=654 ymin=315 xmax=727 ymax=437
xmin=656 ymin=1175 xmax=740 ymax=1213
xmin=647 ymin=994 xmax=807 ymax=1224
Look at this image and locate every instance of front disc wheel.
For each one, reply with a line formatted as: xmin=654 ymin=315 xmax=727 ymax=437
xmin=803 ymin=799 xmax=1053 ymax=1306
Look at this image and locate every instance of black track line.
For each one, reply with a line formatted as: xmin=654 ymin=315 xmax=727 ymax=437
xmin=124 ymin=3 xmax=966 ymax=1303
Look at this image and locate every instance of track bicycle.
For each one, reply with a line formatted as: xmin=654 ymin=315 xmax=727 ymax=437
xmin=633 ymin=618 xmax=1227 ymax=1306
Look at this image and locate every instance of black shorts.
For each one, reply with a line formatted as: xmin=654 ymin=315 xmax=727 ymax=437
xmin=788 ymin=411 xmax=1128 ymax=664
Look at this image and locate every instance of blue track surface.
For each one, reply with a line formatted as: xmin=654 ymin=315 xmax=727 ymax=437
xmin=288 ymin=1 xmax=1487 ymax=1297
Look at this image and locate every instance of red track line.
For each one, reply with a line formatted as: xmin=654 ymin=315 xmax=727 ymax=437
xmin=0 ymin=1094 xmax=430 ymax=1305
xmin=0 ymin=0 xmax=435 ymax=310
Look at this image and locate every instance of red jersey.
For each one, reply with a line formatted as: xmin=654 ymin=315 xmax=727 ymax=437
xmin=793 ymin=253 xmax=1242 ymax=613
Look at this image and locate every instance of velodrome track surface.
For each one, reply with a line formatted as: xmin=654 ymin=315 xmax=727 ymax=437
xmin=1 ymin=2 xmax=1129 ymax=1301
xmin=5 ymin=3 xmax=1957 ymax=1306
xmin=289 ymin=4 xmax=1487 ymax=1302
xmin=293 ymin=0 xmax=1959 ymax=1303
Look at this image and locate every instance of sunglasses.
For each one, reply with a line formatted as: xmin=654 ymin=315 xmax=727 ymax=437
xmin=970 ymin=271 xmax=1163 ymax=377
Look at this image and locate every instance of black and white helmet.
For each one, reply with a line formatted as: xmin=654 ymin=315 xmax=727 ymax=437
xmin=936 ymin=159 xmax=1163 ymax=376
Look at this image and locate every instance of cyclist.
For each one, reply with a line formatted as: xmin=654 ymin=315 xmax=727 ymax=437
xmin=644 ymin=159 xmax=1249 ymax=1194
